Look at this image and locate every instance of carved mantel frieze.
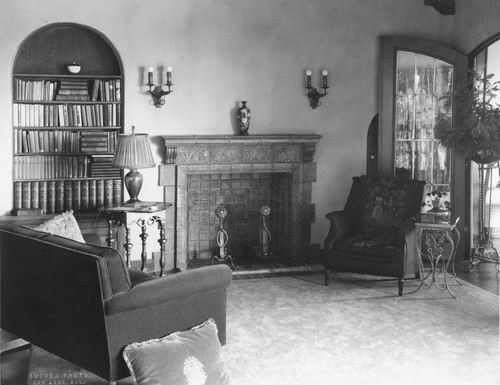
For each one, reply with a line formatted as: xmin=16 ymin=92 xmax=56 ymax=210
xmin=162 ymin=134 xmax=321 ymax=165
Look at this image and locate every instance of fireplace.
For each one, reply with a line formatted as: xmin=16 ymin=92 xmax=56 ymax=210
xmin=159 ymin=134 xmax=321 ymax=271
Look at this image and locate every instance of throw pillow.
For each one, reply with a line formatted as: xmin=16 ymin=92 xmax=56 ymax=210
xmin=123 ymin=318 xmax=232 ymax=385
xmin=34 ymin=210 xmax=85 ymax=243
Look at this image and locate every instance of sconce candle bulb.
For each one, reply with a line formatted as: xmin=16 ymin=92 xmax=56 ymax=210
xmin=144 ymin=65 xmax=174 ymax=108
xmin=147 ymin=67 xmax=154 ymax=85
xmin=166 ymin=66 xmax=173 ymax=85
xmin=322 ymin=70 xmax=328 ymax=87
xmin=305 ymin=69 xmax=329 ymax=109
xmin=306 ymin=69 xmax=312 ymax=88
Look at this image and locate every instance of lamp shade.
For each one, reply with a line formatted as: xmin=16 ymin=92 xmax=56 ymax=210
xmin=112 ymin=133 xmax=155 ymax=170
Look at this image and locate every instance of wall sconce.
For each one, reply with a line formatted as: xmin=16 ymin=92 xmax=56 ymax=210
xmin=305 ymin=69 xmax=328 ymax=109
xmin=145 ymin=66 xmax=174 ymax=108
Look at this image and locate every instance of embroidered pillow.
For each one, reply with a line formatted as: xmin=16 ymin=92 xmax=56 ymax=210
xmin=123 ymin=319 xmax=232 ymax=385
xmin=34 ymin=210 xmax=85 ymax=243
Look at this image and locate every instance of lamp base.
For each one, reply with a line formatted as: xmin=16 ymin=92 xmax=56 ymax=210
xmin=122 ymin=199 xmax=145 ymax=208
xmin=124 ymin=169 xmax=144 ymax=204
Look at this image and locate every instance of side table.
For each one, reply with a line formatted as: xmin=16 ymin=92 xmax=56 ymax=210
xmin=105 ymin=202 xmax=172 ymax=277
xmin=413 ymin=219 xmax=462 ymax=298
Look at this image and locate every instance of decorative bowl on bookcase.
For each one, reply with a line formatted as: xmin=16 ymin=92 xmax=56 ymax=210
xmin=67 ymin=62 xmax=81 ymax=74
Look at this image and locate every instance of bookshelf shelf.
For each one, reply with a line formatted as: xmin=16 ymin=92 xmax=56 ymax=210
xmin=11 ymin=23 xmax=124 ymax=216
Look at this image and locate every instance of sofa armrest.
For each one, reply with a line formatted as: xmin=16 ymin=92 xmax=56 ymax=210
xmin=104 ymin=265 xmax=232 ymax=316
xmin=324 ymin=210 xmax=354 ymax=251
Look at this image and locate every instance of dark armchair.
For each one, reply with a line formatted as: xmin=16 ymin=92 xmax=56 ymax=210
xmin=322 ymin=175 xmax=426 ymax=296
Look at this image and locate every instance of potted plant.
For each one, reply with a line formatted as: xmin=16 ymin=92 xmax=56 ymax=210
xmin=434 ymin=71 xmax=500 ymax=164
xmin=421 ymin=190 xmax=451 ymax=223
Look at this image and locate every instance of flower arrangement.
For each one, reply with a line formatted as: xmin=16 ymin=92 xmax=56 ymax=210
xmin=422 ymin=190 xmax=451 ymax=213
xmin=433 ymin=71 xmax=500 ymax=164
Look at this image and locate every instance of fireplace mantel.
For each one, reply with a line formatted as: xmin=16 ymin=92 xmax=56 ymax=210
xmin=162 ymin=134 xmax=321 ymax=164
xmin=159 ymin=134 xmax=321 ymax=271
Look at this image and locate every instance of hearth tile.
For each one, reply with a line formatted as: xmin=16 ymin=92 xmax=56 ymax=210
xmin=200 ymin=191 xmax=211 ymax=200
xmin=189 ymin=180 xmax=201 ymax=191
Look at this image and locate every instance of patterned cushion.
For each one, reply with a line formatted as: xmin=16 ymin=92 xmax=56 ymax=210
xmin=358 ymin=176 xmax=424 ymax=235
xmin=34 ymin=210 xmax=85 ymax=243
xmin=123 ymin=318 xmax=232 ymax=385
xmin=334 ymin=233 xmax=397 ymax=258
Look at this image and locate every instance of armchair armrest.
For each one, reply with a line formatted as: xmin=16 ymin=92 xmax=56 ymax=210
xmin=324 ymin=210 xmax=355 ymax=251
xmin=104 ymin=265 xmax=232 ymax=316
xmin=395 ymin=216 xmax=417 ymax=250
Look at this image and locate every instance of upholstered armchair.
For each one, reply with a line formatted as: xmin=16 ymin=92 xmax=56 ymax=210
xmin=322 ymin=175 xmax=426 ymax=296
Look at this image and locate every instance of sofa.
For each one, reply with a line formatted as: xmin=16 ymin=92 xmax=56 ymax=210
xmin=0 ymin=220 xmax=232 ymax=382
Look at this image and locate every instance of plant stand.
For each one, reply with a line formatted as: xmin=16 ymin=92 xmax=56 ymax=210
xmin=469 ymin=161 xmax=500 ymax=272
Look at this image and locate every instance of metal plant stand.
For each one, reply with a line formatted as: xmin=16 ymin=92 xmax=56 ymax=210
xmin=413 ymin=219 xmax=462 ymax=298
xmin=469 ymin=162 xmax=500 ymax=272
xmin=212 ymin=207 xmax=236 ymax=269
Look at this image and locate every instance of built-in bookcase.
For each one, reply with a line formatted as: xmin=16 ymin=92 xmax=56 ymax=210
xmin=11 ymin=23 xmax=124 ymax=215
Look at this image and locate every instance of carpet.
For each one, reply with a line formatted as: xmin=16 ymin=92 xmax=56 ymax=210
xmin=222 ymin=272 xmax=499 ymax=385
xmin=27 ymin=272 xmax=499 ymax=385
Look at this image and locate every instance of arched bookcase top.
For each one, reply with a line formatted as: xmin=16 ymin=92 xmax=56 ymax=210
xmin=13 ymin=22 xmax=122 ymax=76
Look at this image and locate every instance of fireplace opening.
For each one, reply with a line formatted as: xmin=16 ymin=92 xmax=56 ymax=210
xmin=187 ymin=171 xmax=292 ymax=267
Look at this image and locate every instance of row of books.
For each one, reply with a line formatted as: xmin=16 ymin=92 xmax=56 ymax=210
xmin=14 ymin=78 xmax=121 ymax=102
xmin=14 ymin=79 xmax=57 ymax=101
xmin=55 ymin=79 xmax=91 ymax=101
xmin=13 ymin=103 xmax=121 ymax=128
xmin=13 ymin=179 xmax=122 ymax=214
xmin=14 ymin=130 xmax=117 ymax=154
xmin=90 ymin=155 xmax=122 ymax=177
xmin=15 ymin=155 xmax=91 ymax=180
xmin=81 ymin=132 xmax=117 ymax=153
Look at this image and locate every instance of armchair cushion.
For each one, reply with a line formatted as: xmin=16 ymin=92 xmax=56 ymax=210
xmin=334 ymin=233 xmax=397 ymax=258
xmin=123 ymin=318 xmax=232 ymax=385
xmin=34 ymin=210 xmax=85 ymax=243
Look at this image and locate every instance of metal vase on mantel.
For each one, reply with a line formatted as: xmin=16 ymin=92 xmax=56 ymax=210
xmin=237 ymin=101 xmax=251 ymax=136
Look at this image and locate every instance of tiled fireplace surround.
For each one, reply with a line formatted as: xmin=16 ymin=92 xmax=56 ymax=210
xmin=159 ymin=134 xmax=321 ymax=271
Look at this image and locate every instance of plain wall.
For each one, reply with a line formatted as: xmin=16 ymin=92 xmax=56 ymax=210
xmin=0 ymin=0 xmax=498 ymax=245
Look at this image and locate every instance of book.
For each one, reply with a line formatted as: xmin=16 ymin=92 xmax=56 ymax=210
xmin=46 ymin=181 xmax=55 ymax=214
xmin=21 ymin=181 xmax=31 ymax=209
xmin=80 ymin=180 xmax=89 ymax=211
xmin=104 ymin=179 xmax=113 ymax=208
xmin=64 ymin=181 xmax=73 ymax=211
xmin=91 ymin=80 xmax=100 ymax=101
xmin=55 ymin=180 xmax=64 ymax=213
xmin=13 ymin=182 xmax=22 ymax=209
xmin=30 ymin=181 xmax=39 ymax=209
xmin=89 ymin=179 xmax=97 ymax=210
xmin=39 ymin=180 xmax=47 ymax=213
xmin=58 ymin=89 xmax=89 ymax=95
xmin=12 ymin=208 xmax=45 ymax=216
xmin=72 ymin=180 xmax=81 ymax=211
xmin=55 ymin=95 xmax=91 ymax=101
xmin=96 ymin=179 xmax=105 ymax=208
xmin=113 ymin=179 xmax=122 ymax=206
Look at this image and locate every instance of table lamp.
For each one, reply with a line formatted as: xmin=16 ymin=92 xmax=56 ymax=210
xmin=112 ymin=126 xmax=155 ymax=206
